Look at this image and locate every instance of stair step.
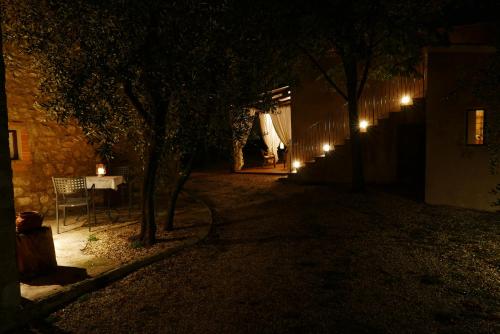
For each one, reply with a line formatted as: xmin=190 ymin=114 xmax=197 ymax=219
xmin=290 ymin=97 xmax=426 ymax=184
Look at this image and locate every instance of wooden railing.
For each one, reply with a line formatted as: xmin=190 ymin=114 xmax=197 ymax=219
xmin=291 ymin=73 xmax=425 ymax=169
xmin=292 ymin=113 xmax=349 ymax=166
xmin=357 ymin=75 xmax=426 ymax=127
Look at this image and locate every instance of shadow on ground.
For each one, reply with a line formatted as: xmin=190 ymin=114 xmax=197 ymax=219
xmin=21 ymin=267 xmax=90 ymax=286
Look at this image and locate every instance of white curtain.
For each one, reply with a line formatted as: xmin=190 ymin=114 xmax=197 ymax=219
xmin=232 ymin=108 xmax=256 ymax=171
xmin=259 ymin=113 xmax=280 ymax=159
xmin=270 ymin=104 xmax=292 ymax=147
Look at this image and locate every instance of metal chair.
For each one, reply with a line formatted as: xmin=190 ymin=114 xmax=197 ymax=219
xmin=52 ymin=177 xmax=96 ymax=233
xmin=112 ymin=166 xmax=133 ymax=216
xmin=261 ymin=149 xmax=276 ymax=168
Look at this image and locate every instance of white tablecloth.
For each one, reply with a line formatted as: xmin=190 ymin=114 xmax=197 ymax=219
xmin=86 ymin=176 xmax=124 ymax=190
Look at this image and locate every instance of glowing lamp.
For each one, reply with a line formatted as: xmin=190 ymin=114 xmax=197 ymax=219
xmin=96 ymin=163 xmax=107 ymax=177
xmin=359 ymin=120 xmax=369 ymax=133
xmin=292 ymin=160 xmax=301 ymax=170
xmin=322 ymin=143 xmax=331 ymax=153
xmin=400 ymin=95 xmax=412 ymax=106
xmin=279 ymin=142 xmax=285 ymax=150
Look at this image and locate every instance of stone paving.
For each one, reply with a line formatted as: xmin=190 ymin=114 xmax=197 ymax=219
xmin=19 ymin=195 xmax=211 ymax=304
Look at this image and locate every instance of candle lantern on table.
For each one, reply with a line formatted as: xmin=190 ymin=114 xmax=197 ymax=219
xmin=96 ymin=163 xmax=107 ymax=177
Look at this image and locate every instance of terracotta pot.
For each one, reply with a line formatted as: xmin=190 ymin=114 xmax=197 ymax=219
xmin=16 ymin=211 xmax=44 ymax=234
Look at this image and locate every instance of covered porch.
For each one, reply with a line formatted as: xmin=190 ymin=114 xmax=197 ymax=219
xmin=232 ymin=86 xmax=293 ymax=174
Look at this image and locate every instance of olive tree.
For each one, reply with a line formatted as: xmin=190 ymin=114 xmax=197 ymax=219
xmin=5 ymin=0 xmax=296 ymax=243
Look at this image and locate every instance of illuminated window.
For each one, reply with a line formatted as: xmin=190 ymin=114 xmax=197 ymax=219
xmin=8 ymin=130 xmax=19 ymax=160
xmin=466 ymin=109 xmax=485 ymax=145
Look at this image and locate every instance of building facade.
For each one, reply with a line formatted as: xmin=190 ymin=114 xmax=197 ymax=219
xmin=6 ymin=45 xmax=98 ymax=215
xmin=289 ymin=24 xmax=499 ymax=211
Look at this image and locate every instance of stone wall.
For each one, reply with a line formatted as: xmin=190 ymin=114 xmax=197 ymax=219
xmin=6 ymin=46 xmax=98 ymax=216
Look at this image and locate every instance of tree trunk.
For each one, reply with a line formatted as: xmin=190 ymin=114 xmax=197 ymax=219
xmin=164 ymin=154 xmax=195 ymax=231
xmin=345 ymin=60 xmax=365 ymax=191
xmin=164 ymin=179 xmax=181 ymax=232
xmin=0 ymin=20 xmax=21 ymax=328
xmin=138 ymin=91 xmax=167 ymax=246
xmin=139 ymin=139 xmax=159 ymax=246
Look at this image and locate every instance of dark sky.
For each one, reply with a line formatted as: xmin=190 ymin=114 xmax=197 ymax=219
xmin=447 ymin=0 xmax=499 ymax=25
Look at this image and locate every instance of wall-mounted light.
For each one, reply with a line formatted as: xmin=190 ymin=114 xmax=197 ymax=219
xmin=96 ymin=163 xmax=107 ymax=177
xmin=359 ymin=120 xmax=369 ymax=133
xmin=400 ymin=95 xmax=412 ymax=106
xmin=292 ymin=160 xmax=301 ymax=173
xmin=322 ymin=143 xmax=331 ymax=153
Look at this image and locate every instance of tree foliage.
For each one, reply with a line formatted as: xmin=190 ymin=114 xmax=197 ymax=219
xmin=4 ymin=0 xmax=295 ymax=244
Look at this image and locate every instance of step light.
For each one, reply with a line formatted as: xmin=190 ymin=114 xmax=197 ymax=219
xmin=292 ymin=160 xmax=301 ymax=172
xmin=359 ymin=120 xmax=368 ymax=133
xmin=400 ymin=95 xmax=412 ymax=106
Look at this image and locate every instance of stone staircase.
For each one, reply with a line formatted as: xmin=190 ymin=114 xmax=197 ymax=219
xmin=289 ymin=98 xmax=426 ymax=185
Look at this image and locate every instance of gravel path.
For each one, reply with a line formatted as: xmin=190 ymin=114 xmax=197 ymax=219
xmin=24 ymin=171 xmax=500 ymax=333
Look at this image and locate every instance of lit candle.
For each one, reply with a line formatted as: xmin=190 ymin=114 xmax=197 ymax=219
xmin=96 ymin=163 xmax=106 ymax=176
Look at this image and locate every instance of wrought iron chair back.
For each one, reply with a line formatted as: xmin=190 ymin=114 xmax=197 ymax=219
xmin=52 ymin=177 xmax=88 ymax=196
xmin=52 ymin=177 xmax=95 ymax=233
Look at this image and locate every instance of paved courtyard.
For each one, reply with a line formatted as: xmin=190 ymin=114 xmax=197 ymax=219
xmin=22 ymin=171 xmax=500 ymax=333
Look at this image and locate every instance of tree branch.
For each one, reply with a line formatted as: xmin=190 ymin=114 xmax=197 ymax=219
xmin=123 ymin=80 xmax=153 ymax=125
xmin=356 ymin=34 xmax=373 ymax=100
xmin=297 ymin=44 xmax=348 ymax=101
xmin=357 ymin=49 xmax=372 ymax=100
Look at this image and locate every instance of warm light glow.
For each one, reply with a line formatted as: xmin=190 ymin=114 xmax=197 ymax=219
xmin=400 ymin=95 xmax=412 ymax=106
xmin=96 ymin=163 xmax=106 ymax=176
xmin=279 ymin=142 xmax=285 ymax=149
xmin=359 ymin=120 xmax=368 ymax=133
xmin=322 ymin=143 xmax=331 ymax=152
xmin=475 ymin=110 xmax=484 ymax=144
xmin=292 ymin=160 xmax=301 ymax=169
xmin=467 ymin=109 xmax=484 ymax=145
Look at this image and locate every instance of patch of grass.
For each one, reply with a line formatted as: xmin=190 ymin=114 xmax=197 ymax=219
xmin=433 ymin=309 xmax=458 ymax=324
xmin=308 ymin=222 xmax=328 ymax=238
xmin=130 ymin=240 xmax=144 ymax=249
xmin=87 ymin=234 xmax=99 ymax=242
xmin=297 ymin=260 xmax=319 ymax=268
xmin=77 ymin=293 xmax=91 ymax=303
xmin=383 ymin=276 xmax=402 ymax=285
xmin=45 ymin=314 xmax=61 ymax=324
xmin=321 ymin=270 xmax=348 ymax=290
xmin=420 ymin=274 xmax=443 ymax=285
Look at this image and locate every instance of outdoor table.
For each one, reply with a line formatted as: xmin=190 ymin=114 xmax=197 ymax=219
xmin=85 ymin=175 xmax=124 ymax=190
xmin=86 ymin=175 xmax=125 ymax=221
